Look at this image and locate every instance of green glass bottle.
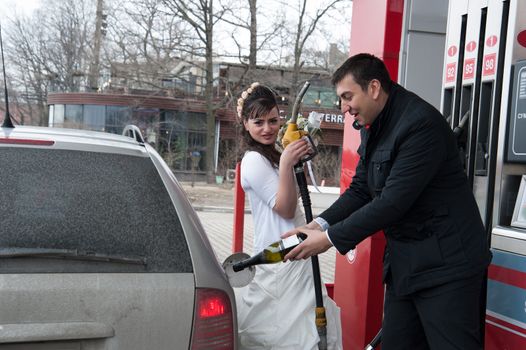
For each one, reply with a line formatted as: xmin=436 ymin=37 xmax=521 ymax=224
xmin=232 ymin=233 xmax=307 ymax=272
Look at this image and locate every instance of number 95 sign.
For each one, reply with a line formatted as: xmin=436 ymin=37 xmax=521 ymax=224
xmin=463 ymin=58 xmax=476 ymax=80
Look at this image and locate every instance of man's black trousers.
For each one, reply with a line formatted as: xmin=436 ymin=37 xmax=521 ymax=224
xmin=382 ymin=273 xmax=485 ymax=350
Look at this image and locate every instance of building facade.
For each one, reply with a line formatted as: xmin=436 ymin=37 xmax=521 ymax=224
xmin=47 ymin=62 xmax=345 ymax=184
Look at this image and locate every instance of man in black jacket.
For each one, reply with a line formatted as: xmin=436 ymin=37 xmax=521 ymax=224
xmin=283 ymin=53 xmax=491 ymax=349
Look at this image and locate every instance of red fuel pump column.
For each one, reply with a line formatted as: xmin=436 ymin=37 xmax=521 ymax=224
xmin=333 ymin=120 xmax=386 ymax=350
xmin=332 ymin=1 xmax=403 ymax=349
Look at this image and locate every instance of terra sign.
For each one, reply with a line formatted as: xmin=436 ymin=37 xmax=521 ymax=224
xmin=322 ymin=114 xmax=344 ymax=124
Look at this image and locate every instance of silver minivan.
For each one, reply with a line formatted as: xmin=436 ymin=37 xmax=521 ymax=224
xmin=0 ymin=125 xmax=237 ymax=349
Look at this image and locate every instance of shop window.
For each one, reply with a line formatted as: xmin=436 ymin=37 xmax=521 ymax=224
xmin=84 ymin=105 xmax=106 ymax=132
xmin=53 ymin=104 xmax=65 ymax=127
xmin=132 ymin=108 xmax=160 ymax=145
xmin=106 ymin=106 xmax=131 ymax=134
xmin=156 ymin=110 xmax=207 ymax=172
xmin=303 ymin=88 xmax=339 ymax=109
xmin=48 ymin=105 xmax=55 ymax=127
xmin=64 ymin=105 xmax=83 ymax=129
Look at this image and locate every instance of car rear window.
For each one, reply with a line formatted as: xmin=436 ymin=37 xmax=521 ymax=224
xmin=0 ymin=147 xmax=193 ymax=273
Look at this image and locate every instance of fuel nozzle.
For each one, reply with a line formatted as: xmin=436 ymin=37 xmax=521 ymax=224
xmin=282 ymin=82 xmax=319 ymax=162
xmin=301 ymin=134 xmax=318 ymax=162
xmin=282 ymin=124 xmax=318 ymax=162
xmin=281 ymin=122 xmax=308 ymax=149
xmin=282 ymin=82 xmax=311 ymax=149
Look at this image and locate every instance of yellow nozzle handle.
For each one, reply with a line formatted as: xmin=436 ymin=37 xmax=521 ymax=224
xmin=282 ymin=123 xmax=308 ymax=149
xmin=315 ymin=307 xmax=327 ymax=327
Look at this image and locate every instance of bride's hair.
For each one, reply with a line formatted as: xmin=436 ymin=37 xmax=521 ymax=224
xmin=237 ymin=83 xmax=281 ymax=168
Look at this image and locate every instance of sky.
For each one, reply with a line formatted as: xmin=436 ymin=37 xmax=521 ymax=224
xmin=0 ymin=0 xmax=352 ymax=65
xmin=215 ymin=1 xmax=352 ymax=63
xmin=0 ymin=0 xmax=41 ymax=18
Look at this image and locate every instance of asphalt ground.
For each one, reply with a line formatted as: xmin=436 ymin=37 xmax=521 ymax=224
xmin=180 ymin=182 xmax=340 ymax=283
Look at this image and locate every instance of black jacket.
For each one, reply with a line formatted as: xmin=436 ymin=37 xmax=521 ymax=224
xmin=321 ymin=84 xmax=491 ymax=296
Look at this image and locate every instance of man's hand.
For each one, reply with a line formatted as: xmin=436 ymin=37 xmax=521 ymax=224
xmin=281 ymin=227 xmax=333 ymax=261
xmin=279 ymin=220 xmax=321 ymax=243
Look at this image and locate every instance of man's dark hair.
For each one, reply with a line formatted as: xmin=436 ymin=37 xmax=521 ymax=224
xmin=332 ymin=53 xmax=393 ymax=93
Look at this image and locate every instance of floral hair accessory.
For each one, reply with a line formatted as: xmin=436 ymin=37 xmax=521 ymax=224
xmin=237 ymin=82 xmax=260 ymax=120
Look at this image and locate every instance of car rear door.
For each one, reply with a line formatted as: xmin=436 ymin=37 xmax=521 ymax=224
xmin=0 ymin=144 xmax=195 ymax=349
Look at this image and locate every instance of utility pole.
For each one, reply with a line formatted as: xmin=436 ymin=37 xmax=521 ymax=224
xmin=89 ymin=0 xmax=104 ymax=91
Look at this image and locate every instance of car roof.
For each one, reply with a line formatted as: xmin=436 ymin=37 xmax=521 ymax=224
xmin=0 ymin=125 xmax=148 ymax=157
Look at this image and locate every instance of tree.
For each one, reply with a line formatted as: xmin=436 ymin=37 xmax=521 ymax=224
xmin=218 ymin=0 xmax=350 ymax=113
xmin=279 ymin=0 xmax=348 ymax=112
xmin=37 ymin=0 xmax=92 ymax=92
xmin=5 ymin=0 xmax=94 ymax=125
xmin=219 ymin=0 xmax=283 ymax=76
xmin=311 ymin=146 xmax=341 ymax=186
xmin=104 ymin=0 xmax=193 ymax=92
xmin=162 ymin=0 xmax=226 ymax=181
xmin=216 ymin=0 xmax=291 ymax=107
xmin=4 ymin=18 xmax=48 ymax=125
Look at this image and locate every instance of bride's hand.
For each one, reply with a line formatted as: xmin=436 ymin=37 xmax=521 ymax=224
xmin=280 ymin=138 xmax=311 ymax=167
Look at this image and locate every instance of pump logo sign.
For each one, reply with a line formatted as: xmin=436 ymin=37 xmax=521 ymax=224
xmin=486 ymin=35 xmax=498 ymax=47
xmin=466 ymin=41 xmax=477 ymax=52
xmin=346 ymin=248 xmax=357 ymax=264
xmin=447 ymin=45 xmax=457 ymax=57
xmin=517 ymin=30 xmax=526 ymax=48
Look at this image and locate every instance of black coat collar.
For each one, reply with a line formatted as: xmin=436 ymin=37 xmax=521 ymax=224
xmin=368 ymin=82 xmax=400 ymax=138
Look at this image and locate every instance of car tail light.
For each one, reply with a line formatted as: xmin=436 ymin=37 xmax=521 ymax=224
xmin=0 ymin=137 xmax=55 ymax=146
xmin=191 ymin=288 xmax=235 ymax=349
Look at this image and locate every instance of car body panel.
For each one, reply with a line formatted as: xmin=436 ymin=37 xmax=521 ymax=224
xmin=0 ymin=274 xmax=194 ymax=349
xmin=0 ymin=125 xmax=237 ymax=349
xmin=147 ymin=145 xmax=235 ymax=285
xmin=1 ymin=126 xmax=146 ymax=156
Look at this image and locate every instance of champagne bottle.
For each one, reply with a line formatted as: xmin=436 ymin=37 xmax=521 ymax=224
xmin=232 ymin=233 xmax=307 ymax=272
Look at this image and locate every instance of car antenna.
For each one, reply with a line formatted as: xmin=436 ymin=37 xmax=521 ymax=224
xmin=0 ymin=24 xmax=14 ymax=128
